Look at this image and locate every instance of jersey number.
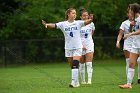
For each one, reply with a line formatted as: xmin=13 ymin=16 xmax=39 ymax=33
xmin=70 ymin=32 xmax=73 ymax=37
xmin=85 ymin=33 xmax=88 ymax=38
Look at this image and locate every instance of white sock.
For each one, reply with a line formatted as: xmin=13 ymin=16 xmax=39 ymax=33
xmin=79 ymin=63 xmax=85 ymax=82
xmin=71 ymin=69 xmax=79 ymax=84
xmin=86 ymin=62 xmax=93 ymax=83
xmin=127 ymin=68 xmax=135 ymax=85
xmin=126 ymin=58 xmax=130 ymax=77
xmin=137 ymin=57 xmax=140 ymax=79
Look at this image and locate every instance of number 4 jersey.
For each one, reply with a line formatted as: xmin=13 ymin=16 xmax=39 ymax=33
xmin=56 ymin=20 xmax=85 ymax=49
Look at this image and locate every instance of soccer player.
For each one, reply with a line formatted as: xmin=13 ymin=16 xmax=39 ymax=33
xmin=119 ymin=3 xmax=140 ymax=89
xmin=116 ymin=6 xmax=140 ymax=84
xmin=42 ymin=8 xmax=93 ymax=88
xmin=79 ymin=8 xmax=95 ymax=85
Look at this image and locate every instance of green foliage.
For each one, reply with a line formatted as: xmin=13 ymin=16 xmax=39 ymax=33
xmin=1 ymin=0 xmax=140 ymax=39
xmin=0 ymin=0 xmax=21 ymax=29
xmin=0 ymin=0 xmax=140 ymax=61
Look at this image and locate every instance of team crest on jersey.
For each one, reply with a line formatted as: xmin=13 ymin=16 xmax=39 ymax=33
xmin=81 ymin=29 xmax=91 ymax=33
xmin=65 ymin=27 xmax=78 ymax=31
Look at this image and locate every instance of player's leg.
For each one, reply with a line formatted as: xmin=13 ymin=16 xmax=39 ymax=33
xmin=79 ymin=49 xmax=86 ymax=84
xmin=70 ymin=56 xmax=81 ymax=87
xmin=119 ymin=49 xmax=139 ymax=89
xmin=127 ymin=52 xmax=138 ymax=87
xmin=85 ymin=52 xmax=93 ymax=84
xmin=137 ymin=55 xmax=140 ymax=84
xmin=79 ymin=54 xmax=86 ymax=84
xmin=67 ymin=57 xmax=73 ymax=67
xmin=65 ymin=49 xmax=77 ymax=87
xmin=124 ymin=50 xmax=130 ymax=77
xmin=69 ymin=49 xmax=82 ymax=88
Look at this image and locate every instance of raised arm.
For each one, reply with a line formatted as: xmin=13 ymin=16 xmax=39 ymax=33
xmin=116 ymin=30 xmax=123 ymax=48
xmin=84 ymin=14 xmax=93 ymax=25
xmin=42 ymin=20 xmax=56 ymax=28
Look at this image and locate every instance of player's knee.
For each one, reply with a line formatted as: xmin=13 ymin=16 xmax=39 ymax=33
xmin=129 ymin=62 xmax=135 ymax=68
xmin=72 ymin=60 xmax=79 ymax=69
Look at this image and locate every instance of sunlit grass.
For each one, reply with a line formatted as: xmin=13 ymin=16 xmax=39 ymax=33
xmin=0 ymin=59 xmax=139 ymax=93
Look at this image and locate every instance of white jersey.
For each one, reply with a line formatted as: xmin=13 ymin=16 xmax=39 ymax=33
xmin=56 ymin=20 xmax=85 ymax=49
xmin=80 ymin=22 xmax=95 ymax=48
xmin=120 ymin=20 xmax=133 ymax=51
xmin=132 ymin=16 xmax=140 ymax=48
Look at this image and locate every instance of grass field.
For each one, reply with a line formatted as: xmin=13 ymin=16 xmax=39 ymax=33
xmin=0 ymin=59 xmax=140 ymax=93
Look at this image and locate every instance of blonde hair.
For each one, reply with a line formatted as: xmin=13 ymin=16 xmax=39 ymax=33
xmin=65 ymin=8 xmax=76 ymax=20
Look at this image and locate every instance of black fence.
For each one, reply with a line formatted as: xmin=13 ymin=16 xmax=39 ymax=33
xmin=0 ymin=37 xmax=124 ymax=67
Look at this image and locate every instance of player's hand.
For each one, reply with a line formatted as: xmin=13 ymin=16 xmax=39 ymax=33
xmin=89 ymin=14 xmax=93 ymax=20
xmin=42 ymin=20 xmax=47 ymax=28
xmin=116 ymin=41 xmax=120 ymax=48
xmin=123 ymin=33 xmax=131 ymax=39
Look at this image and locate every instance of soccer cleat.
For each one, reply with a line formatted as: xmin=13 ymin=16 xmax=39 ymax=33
xmin=81 ymin=81 xmax=87 ymax=84
xmin=69 ymin=83 xmax=80 ymax=88
xmin=119 ymin=84 xmax=132 ymax=89
xmin=87 ymin=81 xmax=91 ymax=85
xmin=138 ymin=79 xmax=140 ymax=84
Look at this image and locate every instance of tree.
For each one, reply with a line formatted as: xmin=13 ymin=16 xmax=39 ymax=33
xmin=0 ymin=0 xmax=140 ymax=61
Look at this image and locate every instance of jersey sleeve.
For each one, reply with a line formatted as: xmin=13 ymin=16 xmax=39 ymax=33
xmin=120 ymin=22 xmax=125 ymax=31
xmin=91 ymin=22 xmax=95 ymax=31
xmin=56 ymin=22 xmax=63 ymax=29
xmin=77 ymin=20 xmax=85 ymax=27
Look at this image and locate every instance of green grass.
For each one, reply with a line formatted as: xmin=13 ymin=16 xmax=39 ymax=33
xmin=0 ymin=59 xmax=140 ymax=93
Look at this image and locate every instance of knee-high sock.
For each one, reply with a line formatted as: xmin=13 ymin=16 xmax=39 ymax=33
xmin=86 ymin=62 xmax=93 ymax=83
xmin=79 ymin=63 xmax=85 ymax=82
xmin=127 ymin=68 xmax=135 ymax=85
xmin=137 ymin=57 xmax=140 ymax=79
xmin=71 ymin=60 xmax=79 ymax=85
xmin=126 ymin=58 xmax=130 ymax=77
xmin=71 ymin=69 xmax=79 ymax=84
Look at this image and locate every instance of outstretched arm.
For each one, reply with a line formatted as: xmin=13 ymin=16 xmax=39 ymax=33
xmin=42 ymin=20 xmax=56 ymax=28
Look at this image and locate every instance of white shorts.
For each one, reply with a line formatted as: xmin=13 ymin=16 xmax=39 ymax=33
xmin=123 ymin=41 xmax=132 ymax=52
xmin=65 ymin=48 xmax=82 ymax=57
xmin=130 ymin=48 xmax=140 ymax=54
xmin=82 ymin=45 xmax=94 ymax=55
